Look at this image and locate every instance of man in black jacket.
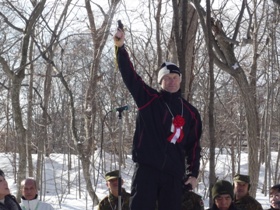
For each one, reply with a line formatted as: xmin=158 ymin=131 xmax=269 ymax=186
xmin=114 ymin=28 xmax=202 ymax=210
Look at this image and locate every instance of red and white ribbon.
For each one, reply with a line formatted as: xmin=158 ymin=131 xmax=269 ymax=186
xmin=167 ymin=115 xmax=185 ymax=144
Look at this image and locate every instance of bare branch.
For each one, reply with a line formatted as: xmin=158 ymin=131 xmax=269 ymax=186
xmin=0 ymin=12 xmax=24 ymax=32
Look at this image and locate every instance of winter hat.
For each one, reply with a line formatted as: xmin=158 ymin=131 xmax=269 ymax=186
xmin=212 ymin=180 xmax=234 ymax=200
xmin=270 ymin=184 xmax=280 ymax=194
xmin=158 ymin=62 xmax=181 ymax=84
xmin=105 ymin=170 xmax=119 ymax=181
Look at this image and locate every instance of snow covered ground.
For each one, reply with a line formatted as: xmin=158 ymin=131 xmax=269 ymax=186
xmin=0 ymin=149 xmax=274 ymax=209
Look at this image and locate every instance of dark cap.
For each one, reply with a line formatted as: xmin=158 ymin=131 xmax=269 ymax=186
xmin=212 ymin=180 xmax=234 ymax=200
xmin=270 ymin=184 xmax=280 ymax=194
xmin=233 ymin=174 xmax=250 ymax=184
xmin=105 ymin=170 xmax=119 ymax=181
xmin=0 ymin=169 xmax=5 ymax=177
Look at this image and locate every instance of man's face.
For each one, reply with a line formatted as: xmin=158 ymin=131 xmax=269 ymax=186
xmin=21 ymin=180 xmax=37 ymax=200
xmin=0 ymin=176 xmax=10 ymax=199
xmin=107 ymin=178 xmax=118 ymax=190
xmin=270 ymin=191 xmax=280 ymax=209
xmin=234 ymin=181 xmax=249 ymax=199
xmin=215 ymin=194 xmax=232 ymax=210
xmin=106 ymin=178 xmax=123 ymax=197
xmin=161 ymin=73 xmax=181 ymax=93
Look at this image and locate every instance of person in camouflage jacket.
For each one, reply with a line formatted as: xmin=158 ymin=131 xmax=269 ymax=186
xmin=181 ymin=189 xmax=204 ymax=210
xmin=98 ymin=189 xmax=130 ymax=210
xmin=208 ymin=180 xmax=240 ymax=210
xmin=233 ymin=174 xmax=263 ymax=210
xmin=154 ymin=181 xmax=204 ymax=210
xmin=97 ymin=170 xmax=130 ymax=210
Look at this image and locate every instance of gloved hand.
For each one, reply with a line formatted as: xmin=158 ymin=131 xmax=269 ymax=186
xmin=113 ymin=28 xmax=125 ymax=48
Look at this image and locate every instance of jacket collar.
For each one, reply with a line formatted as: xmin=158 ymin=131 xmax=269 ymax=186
xmin=160 ymin=89 xmax=181 ymax=103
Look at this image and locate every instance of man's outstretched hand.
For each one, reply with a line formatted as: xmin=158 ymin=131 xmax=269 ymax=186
xmin=114 ymin=28 xmax=125 ymax=48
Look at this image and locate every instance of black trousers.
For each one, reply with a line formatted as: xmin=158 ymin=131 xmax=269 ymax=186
xmin=130 ymin=163 xmax=182 ymax=210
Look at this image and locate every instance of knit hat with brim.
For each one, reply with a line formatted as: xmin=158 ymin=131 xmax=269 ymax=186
xmin=212 ymin=180 xmax=234 ymax=200
xmin=158 ymin=62 xmax=181 ymax=84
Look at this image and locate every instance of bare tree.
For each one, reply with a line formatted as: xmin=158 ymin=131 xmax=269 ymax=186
xmin=191 ymin=0 xmax=271 ymax=196
xmin=171 ymin=0 xmax=199 ymax=101
xmin=74 ymin=0 xmax=122 ymax=204
xmin=205 ymin=0 xmax=216 ymax=206
xmin=0 ymin=0 xmax=46 ymax=200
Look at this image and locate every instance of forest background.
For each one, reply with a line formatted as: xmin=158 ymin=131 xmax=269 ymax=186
xmin=0 ymin=0 xmax=279 ymax=208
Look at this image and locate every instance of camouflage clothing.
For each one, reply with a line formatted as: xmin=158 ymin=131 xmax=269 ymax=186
xmin=155 ymin=190 xmax=204 ymax=210
xmin=181 ymin=191 xmax=204 ymax=210
xmin=207 ymin=203 xmax=240 ymax=210
xmin=234 ymin=194 xmax=263 ymax=210
xmin=97 ymin=189 xmax=130 ymax=210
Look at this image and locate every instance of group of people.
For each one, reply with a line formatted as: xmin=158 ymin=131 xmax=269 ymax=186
xmin=110 ymin=26 xmax=280 ymax=210
xmin=98 ymin=169 xmax=204 ymax=210
xmin=98 ymin=170 xmax=280 ymax=210
xmin=0 ymin=169 xmax=54 ymax=210
xmin=209 ymin=174 xmax=262 ymax=210
xmin=209 ymin=174 xmax=280 ymax=210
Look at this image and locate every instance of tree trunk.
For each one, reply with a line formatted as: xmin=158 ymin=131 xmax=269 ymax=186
xmin=0 ymin=0 xmax=47 ymax=200
xmin=234 ymin=73 xmax=259 ymax=195
xmin=27 ymin=39 xmax=35 ymax=177
xmin=171 ymin=1 xmax=198 ymax=101
xmin=205 ymin=0 xmax=216 ymax=207
xmin=11 ymin=77 xmax=27 ymax=201
xmin=83 ymin=0 xmax=121 ymax=204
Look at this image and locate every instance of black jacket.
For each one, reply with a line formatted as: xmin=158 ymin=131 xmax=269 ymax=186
xmin=117 ymin=46 xmax=202 ymax=178
xmin=0 ymin=195 xmax=22 ymax=210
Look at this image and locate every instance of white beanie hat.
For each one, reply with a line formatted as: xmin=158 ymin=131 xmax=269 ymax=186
xmin=158 ymin=62 xmax=181 ymax=84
